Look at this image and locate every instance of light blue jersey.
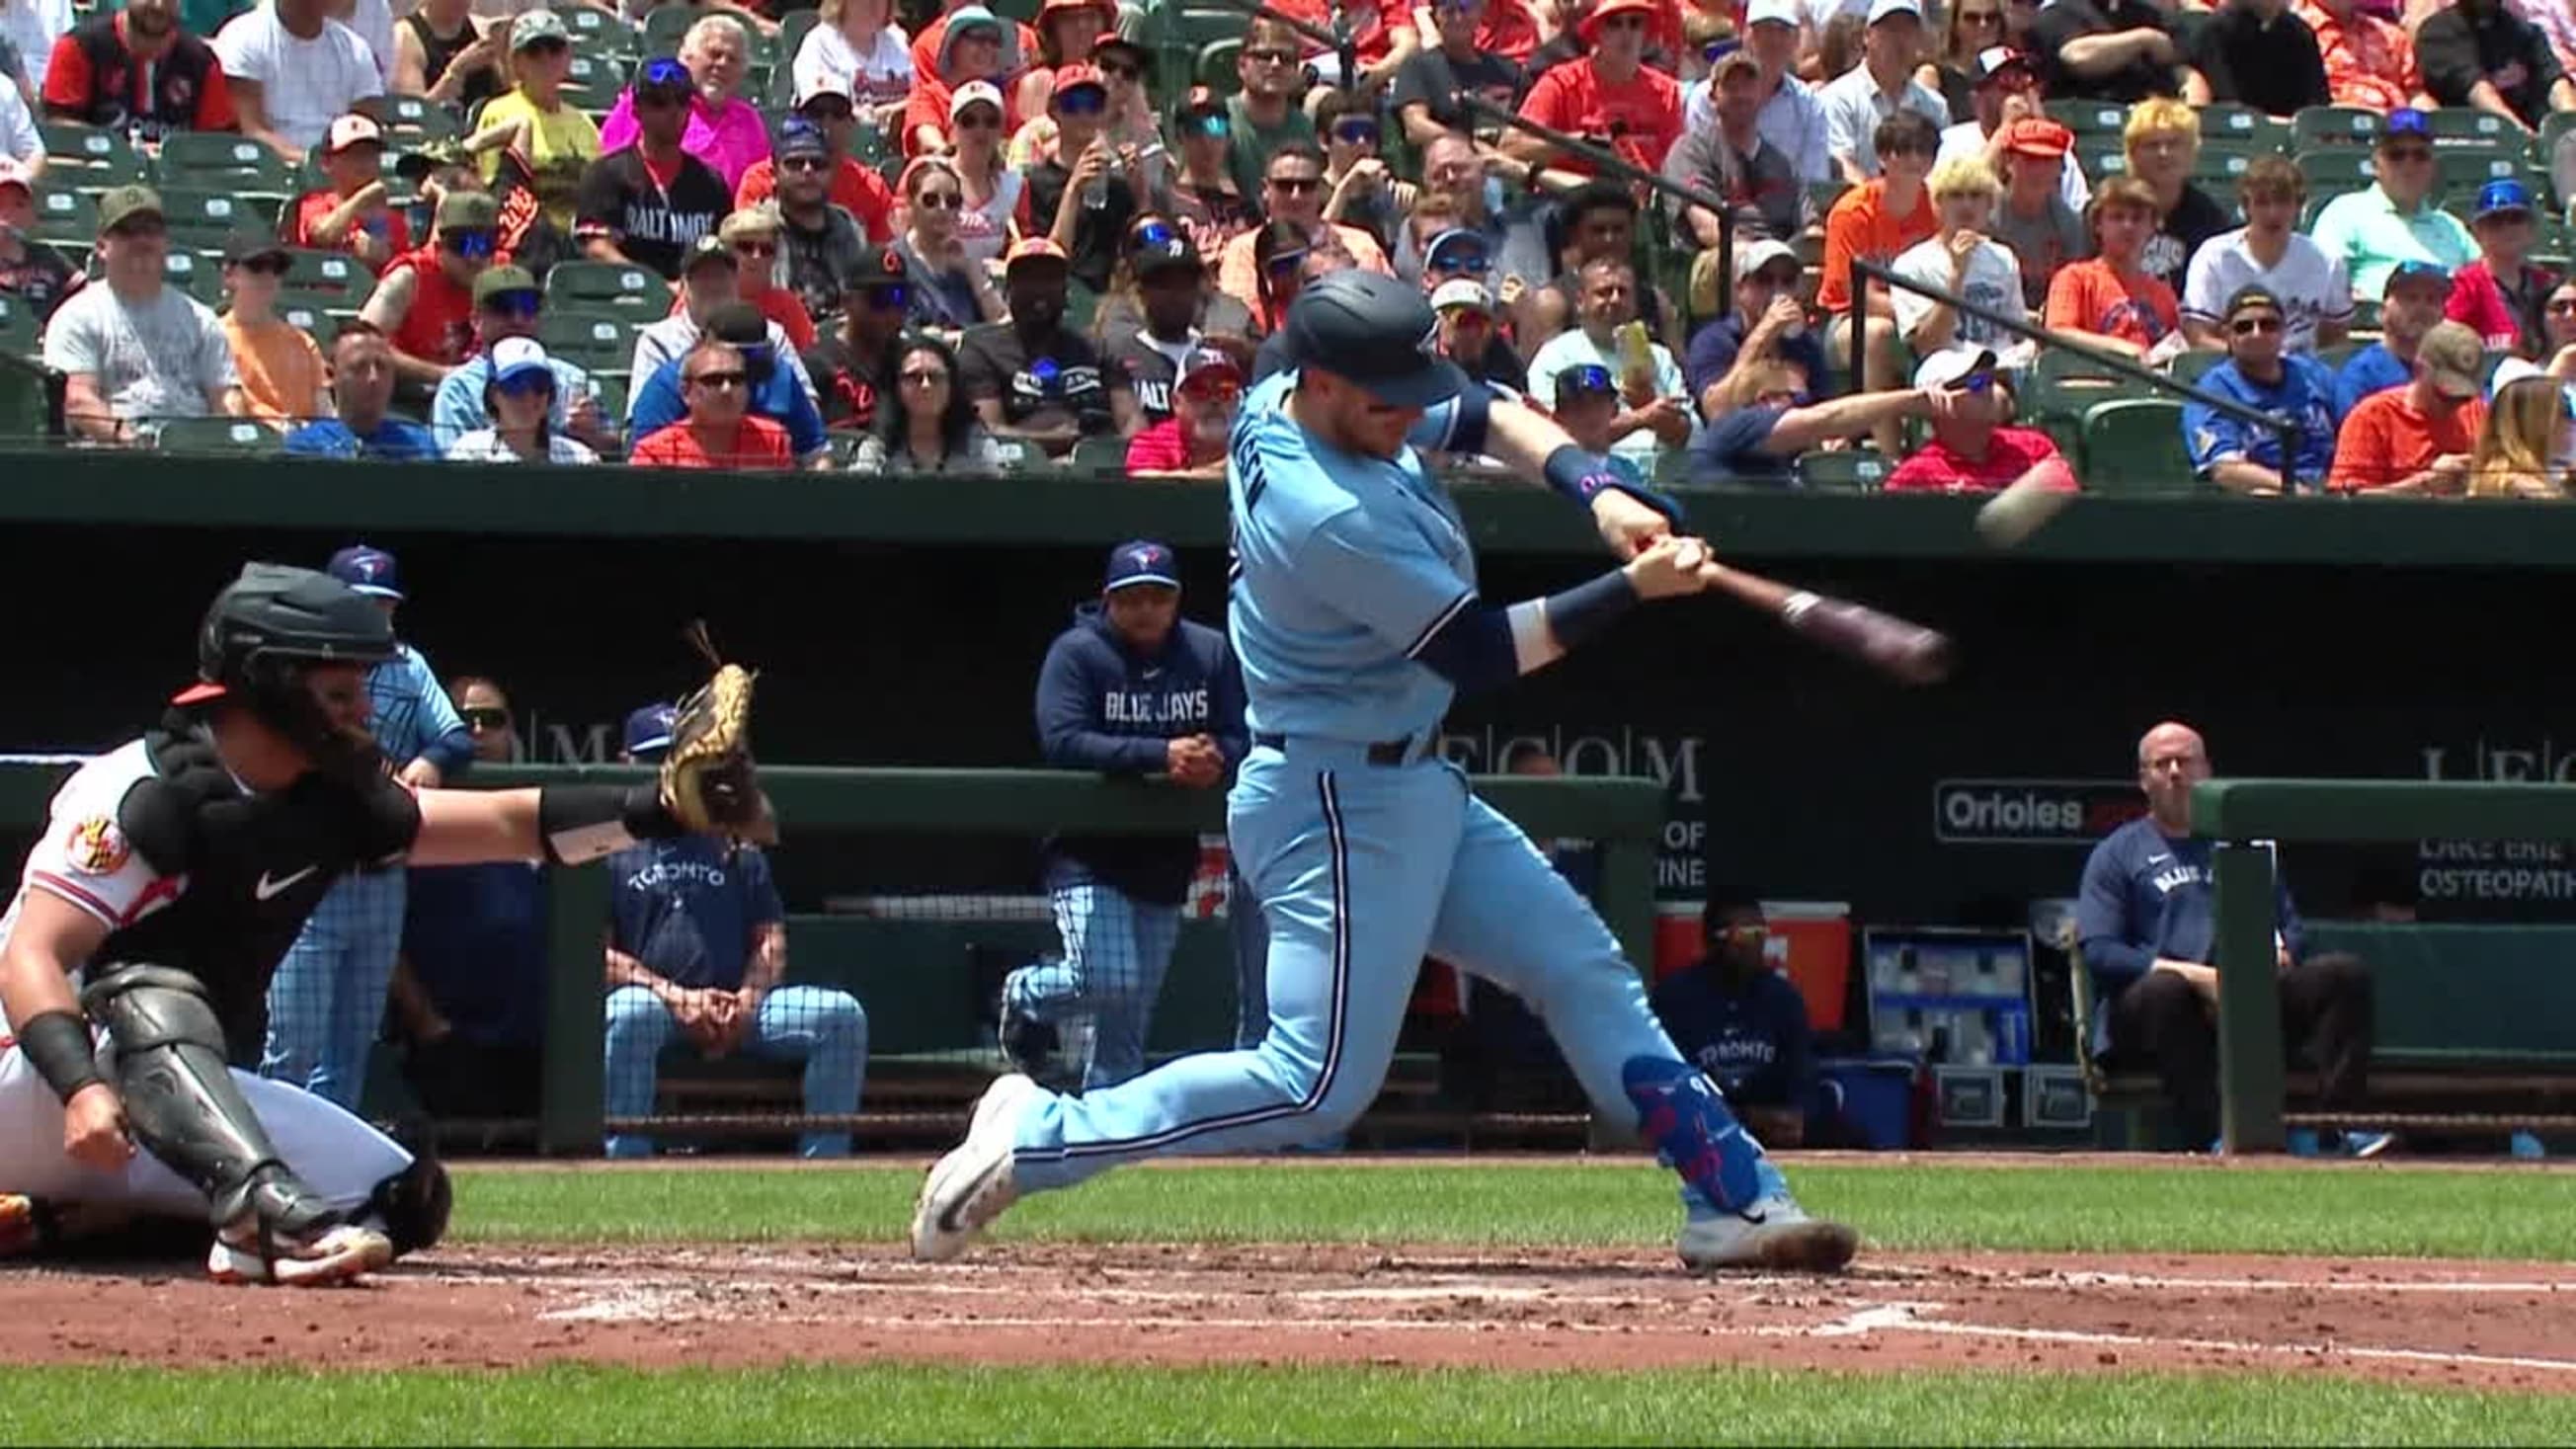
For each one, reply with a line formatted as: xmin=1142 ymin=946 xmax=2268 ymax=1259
xmin=1224 ymin=371 xmax=1476 ymax=744
xmin=365 ymin=643 xmax=469 ymax=769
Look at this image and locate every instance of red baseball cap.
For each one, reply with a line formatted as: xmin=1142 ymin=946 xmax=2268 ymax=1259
xmin=1579 ymin=0 xmax=1661 ymax=42
xmin=2000 ymin=118 xmax=2073 ymax=159
xmin=1006 ymin=237 xmax=1071 ymax=272
xmin=1050 ymin=61 xmax=1107 ymax=97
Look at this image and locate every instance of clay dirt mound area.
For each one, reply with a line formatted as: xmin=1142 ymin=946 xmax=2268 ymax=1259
xmin=4 ymin=1244 xmax=2574 ymax=1392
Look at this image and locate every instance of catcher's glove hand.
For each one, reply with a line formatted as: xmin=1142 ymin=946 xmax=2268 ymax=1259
xmin=662 ymin=624 xmax=771 ymax=841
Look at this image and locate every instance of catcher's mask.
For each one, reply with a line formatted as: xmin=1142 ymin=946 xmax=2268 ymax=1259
xmin=174 ymin=563 xmax=397 ymax=780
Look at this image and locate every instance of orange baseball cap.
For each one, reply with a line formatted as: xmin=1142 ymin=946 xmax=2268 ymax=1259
xmin=2000 ymin=117 xmax=2073 ymax=159
xmin=1579 ymin=0 xmax=1662 ymax=43
xmin=1006 ymin=237 xmax=1071 ymax=271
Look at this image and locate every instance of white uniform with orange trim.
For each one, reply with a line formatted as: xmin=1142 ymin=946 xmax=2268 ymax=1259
xmin=0 ymin=744 xmax=409 ymax=1219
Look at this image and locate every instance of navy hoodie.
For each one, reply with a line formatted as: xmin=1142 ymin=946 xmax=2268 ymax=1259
xmin=1035 ymin=603 xmax=1248 ymax=904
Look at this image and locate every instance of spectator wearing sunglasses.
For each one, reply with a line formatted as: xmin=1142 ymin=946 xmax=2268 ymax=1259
xmin=1507 ymin=0 xmax=1683 ymax=178
xmin=941 ymin=81 xmax=1025 ymax=271
xmin=631 ymin=337 xmax=798 ymax=470
xmin=1688 ymin=353 xmax=1952 ymax=484
xmin=698 ymin=208 xmax=818 ymax=351
xmin=1126 ymin=347 xmax=1242 ymax=476
xmin=1884 ymin=347 xmax=2075 ymax=493
xmin=808 ymin=243 xmax=915 ymax=434
xmin=892 ymin=154 xmax=1010 ymax=337
xmin=1029 ymin=62 xmax=1149 ymax=294
xmin=1317 ymin=95 xmax=1413 ymax=256
xmin=1168 ymin=86 xmax=1258 ymax=259
xmin=2308 ymin=109 xmax=2474 ymax=303
xmin=1428 ymin=278 xmax=1529 ymax=391
xmin=284 ymin=114 xmax=410 ymax=275
xmin=288 ymin=323 xmax=440 ymax=459
xmin=737 ymin=84 xmax=897 ymax=247
xmin=2185 ymin=284 xmax=2342 ymax=495
xmin=1543 ymin=362 xmax=1651 ymax=488
xmin=445 ymin=337 xmax=600 ymax=463
xmin=431 ymin=265 xmax=610 ymax=453
xmin=1217 ymin=142 xmax=1394 ymax=329
xmin=632 ymin=291 xmax=834 ymax=467
xmin=1225 ymin=17 xmax=1321 ymax=202
xmin=853 ymin=331 xmax=1012 ymax=472
xmin=359 ymin=189 xmax=496 ymax=396
xmin=908 ymin=0 xmax=1041 ymax=105
xmin=1104 ymin=227 xmax=1224 ymax=423
xmin=218 ymin=228 xmax=327 ymax=430
xmin=1392 ymin=0 xmax=1529 ymax=149
xmin=574 ymin=56 xmax=734 ymax=281
xmin=1012 ymin=0 xmax=1119 ymax=125
xmin=757 ymin=127 xmax=873 ymax=330
xmin=2447 ymin=179 xmax=2556 ymax=360
xmin=599 ymin=14 xmax=771 ymax=191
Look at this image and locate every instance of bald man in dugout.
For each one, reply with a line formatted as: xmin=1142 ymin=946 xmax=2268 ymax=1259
xmin=2074 ymin=721 xmax=2381 ymax=1154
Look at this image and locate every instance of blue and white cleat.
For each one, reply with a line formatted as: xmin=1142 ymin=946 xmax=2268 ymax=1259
xmin=911 ymin=1073 xmax=1043 ymax=1263
xmin=1677 ymin=1193 xmax=1861 ymax=1272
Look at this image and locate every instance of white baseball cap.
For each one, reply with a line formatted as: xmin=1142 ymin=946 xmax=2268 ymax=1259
xmin=489 ymin=336 xmax=554 ymax=388
xmin=1914 ymin=347 xmax=1999 ymax=391
xmin=1745 ymin=0 xmax=1801 ymax=27
xmin=949 ymin=79 xmax=1006 ymax=120
xmin=1866 ymin=0 xmax=1923 ymax=23
xmin=1732 ymin=237 xmax=1800 ymax=283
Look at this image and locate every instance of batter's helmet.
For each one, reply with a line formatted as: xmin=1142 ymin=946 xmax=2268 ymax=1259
xmin=1277 ymin=271 xmax=1467 ymax=409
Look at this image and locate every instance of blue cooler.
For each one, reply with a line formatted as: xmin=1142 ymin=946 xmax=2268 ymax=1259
xmin=1819 ymin=1056 xmax=1917 ymax=1150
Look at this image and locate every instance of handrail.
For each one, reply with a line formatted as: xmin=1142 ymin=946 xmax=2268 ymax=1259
xmin=1852 ymin=256 xmax=2300 ymax=497
xmin=1189 ymin=0 xmax=1357 ymax=103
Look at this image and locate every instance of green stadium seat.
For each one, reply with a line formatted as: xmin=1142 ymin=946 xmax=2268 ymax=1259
xmin=37 ymin=121 xmax=146 ymax=188
xmin=2080 ymin=398 xmax=2193 ymax=495
xmin=1796 ymin=447 xmax=1891 ymax=491
xmin=641 ymin=4 xmax=696 ymax=54
xmin=1067 ymin=433 xmax=1128 ymax=474
xmin=2043 ymin=99 xmax=2128 ymax=136
xmin=380 ymin=95 xmax=460 ymax=141
xmin=2078 ymin=142 xmax=2127 ymax=182
xmin=777 ymin=8 xmax=820 ymax=57
xmin=2195 ymin=103 xmax=2274 ymax=149
xmin=2026 ymin=344 xmax=2134 ymax=426
xmin=539 ymin=311 xmax=638 ymax=377
xmin=1197 ymin=37 xmax=1242 ymax=91
xmin=277 ymin=301 xmax=340 ymax=349
xmin=156 ymin=417 xmax=283 ymax=454
xmin=2429 ymin=109 xmax=2517 ymax=143
xmin=2292 ymin=105 xmax=2384 ymax=149
xmin=545 ymin=260 xmax=675 ymax=313
xmin=157 ymin=187 xmax=265 ymax=255
xmin=2296 ymin=148 xmax=2378 ymax=196
xmin=30 ymin=188 xmax=99 ymax=246
xmin=2166 ymin=348 xmax=2225 ymax=386
xmin=156 ymin=133 xmax=293 ymax=201
xmin=0 ymin=293 xmax=36 ymax=358
xmin=2192 ymin=149 xmax=2254 ymax=190
xmin=561 ymin=3 xmax=635 ymax=53
xmin=282 ymin=248 xmax=367 ymax=298
xmin=2439 ymin=150 xmax=2519 ymax=200
xmin=1806 ymin=178 xmax=1850 ymax=219
xmin=563 ymin=53 xmax=624 ymax=106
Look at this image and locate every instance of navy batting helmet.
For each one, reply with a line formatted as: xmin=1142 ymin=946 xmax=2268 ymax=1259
xmin=1278 ymin=270 xmax=1467 ymax=409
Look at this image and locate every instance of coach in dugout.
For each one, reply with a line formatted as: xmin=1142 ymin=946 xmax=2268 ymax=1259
xmin=2076 ymin=719 xmax=2385 ymax=1157
xmin=1001 ymin=540 xmax=1246 ymax=1091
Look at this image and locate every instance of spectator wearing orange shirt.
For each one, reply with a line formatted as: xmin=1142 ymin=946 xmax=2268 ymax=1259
xmin=631 ymin=338 xmax=798 ymax=470
xmin=2291 ymin=0 xmax=2427 ymax=112
xmin=1817 ymin=108 xmax=1937 ymax=451
xmin=282 ymin=113 xmax=410 ymax=274
xmin=1884 ymin=347 xmax=2080 ymax=493
xmin=2044 ymin=177 xmax=2182 ymax=362
xmin=218 ymin=228 xmax=327 ymax=429
xmin=1506 ymin=0 xmax=1683 ymax=177
xmin=2328 ymin=320 xmax=2488 ymax=495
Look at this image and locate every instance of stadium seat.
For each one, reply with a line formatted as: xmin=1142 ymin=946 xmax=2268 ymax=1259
xmin=2043 ymin=99 xmax=2128 ymax=136
xmin=277 ymin=302 xmax=340 ymax=349
xmin=2192 ymin=149 xmax=2254 ymax=190
xmin=158 ymin=187 xmax=265 ymax=257
xmin=2195 ymin=104 xmax=2276 ymax=150
xmin=1805 ymin=178 xmax=1850 ymax=219
xmin=778 ymin=8 xmax=820 ymax=58
xmin=0 ymin=294 xmax=35 ymax=359
xmin=2166 ymin=349 xmax=2224 ymax=386
xmin=2079 ymin=398 xmax=2193 ymax=496
xmin=30 ymin=188 xmax=100 ymax=246
xmin=37 ymin=121 xmax=146 ymax=189
xmin=1197 ymin=38 xmax=1242 ymax=91
xmin=539 ymin=311 xmax=638 ymax=377
xmin=156 ymin=417 xmax=284 ymax=454
xmin=2438 ymin=150 xmax=2519 ymax=199
xmin=2429 ymin=108 xmax=2517 ymax=144
xmin=1068 ymin=433 xmax=1128 ymax=474
xmin=563 ymin=53 xmax=624 ymax=108
xmin=381 ymin=95 xmax=460 ymax=141
xmin=282 ymin=248 xmax=367 ymax=298
xmin=562 ymin=3 xmax=635 ymax=54
xmin=642 ymin=4 xmax=696 ymax=54
xmin=1796 ymin=448 xmax=1890 ymax=491
xmin=156 ymin=133 xmax=294 ymax=201
xmin=2296 ymin=148 xmax=2378 ymax=196
xmin=2026 ymin=345 xmax=2135 ymax=426
xmin=2291 ymin=105 xmax=2383 ymax=151
xmin=546 ymin=260 xmax=675 ymax=313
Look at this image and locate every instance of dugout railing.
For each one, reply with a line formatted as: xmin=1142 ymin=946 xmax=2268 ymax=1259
xmin=0 ymin=761 xmax=1666 ymax=1156
xmin=2194 ymin=777 xmax=2576 ymax=1152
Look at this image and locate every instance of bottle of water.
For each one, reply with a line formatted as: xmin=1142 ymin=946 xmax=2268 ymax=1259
xmin=1083 ymin=154 xmax=1120 ymax=212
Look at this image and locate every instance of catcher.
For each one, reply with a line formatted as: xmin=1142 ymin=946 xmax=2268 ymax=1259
xmin=0 ymin=563 xmax=763 ymax=1286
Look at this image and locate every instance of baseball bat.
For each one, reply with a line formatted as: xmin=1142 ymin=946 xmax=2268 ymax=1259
xmin=1697 ymin=561 xmax=1955 ymax=685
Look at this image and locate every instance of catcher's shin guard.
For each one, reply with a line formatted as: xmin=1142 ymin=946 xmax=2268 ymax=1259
xmin=82 ymin=965 xmax=340 ymax=1243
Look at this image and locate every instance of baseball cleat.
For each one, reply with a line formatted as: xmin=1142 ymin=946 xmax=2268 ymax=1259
xmin=1677 ymin=1196 xmax=1861 ymax=1273
xmin=207 ymin=1222 xmax=394 ymax=1287
xmin=911 ymin=1072 xmax=1042 ymax=1263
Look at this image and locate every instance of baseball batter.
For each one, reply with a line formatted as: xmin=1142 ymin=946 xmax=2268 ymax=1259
xmin=0 ymin=564 xmax=765 ymax=1285
xmin=913 ymin=272 xmax=1859 ymax=1273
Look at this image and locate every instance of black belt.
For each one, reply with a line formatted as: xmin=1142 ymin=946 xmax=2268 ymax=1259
xmin=1252 ymin=731 xmax=1422 ymax=766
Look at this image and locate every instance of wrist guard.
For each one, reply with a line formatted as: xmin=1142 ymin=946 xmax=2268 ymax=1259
xmin=19 ymin=1009 xmax=103 ymax=1103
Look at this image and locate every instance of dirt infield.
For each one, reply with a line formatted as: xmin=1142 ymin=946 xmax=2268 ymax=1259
xmin=4 ymin=1243 xmax=2572 ymax=1391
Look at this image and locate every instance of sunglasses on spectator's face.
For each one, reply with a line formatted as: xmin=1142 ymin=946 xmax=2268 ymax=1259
xmin=2230 ymin=313 xmax=2283 ymax=335
xmin=523 ymin=37 xmax=569 ymax=55
xmin=483 ymin=290 xmax=542 ymax=317
xmin=642 ymin=57 xmax=692 ymax=88
xmin=1268 ymin=174 xmax=1322 ymax=195
xmin=234 ymin=256 xmax=288 ymax=276
xmin=462 ymin=707 xmax=511 ymax=730
xmin=1098 ymin=59 xmax=1141 ymax=80
xmin=1187 ymin=113 xmax=1230 ymax=137
xmin=1562 ymin=362 xmax=1615 ymax=394
xmin=914 ymin=188 xmax=964 ymax=208
xmin=496 ymin=371 xmax=553 ymax=397
xmin=780 ymin=154 xmax=831 ymax=173
xmin=1130 ymin=220 xmax=1178 ymax=250
xmin=110 ymin=218 xmax=167 ymax=239
xmin=1333 ymin=119 xmax=1379 ymax=146
xmin=803 ymin=101 xmax=854 ymax=122
xmin=902 ymin=366 xmax=949 ymax=385
xmin=734 ymin=239 xmax=777 ymax=258
xmin=445 ymin=230 xmax=497 ymax=260
xmin=2382 ymin=144 xmax=2434 ymax=163
xmin=687 ymin=368 xmax=750 ymax=389
xmin=1244 ymin=45 xmax=1296 ymax=64
xmin=956 ymin=107 xmax=1002 ymax=129
xmin=1057 ymin=86 xmax=1108 ymax=115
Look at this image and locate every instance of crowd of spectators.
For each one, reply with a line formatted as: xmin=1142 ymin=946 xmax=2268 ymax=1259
xmin=0 ymin=0 xmax=2574 ymax=495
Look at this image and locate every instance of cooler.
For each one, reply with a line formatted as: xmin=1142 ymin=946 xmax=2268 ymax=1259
xmin=1761 ymin=901 xmax=1852 ymax=1031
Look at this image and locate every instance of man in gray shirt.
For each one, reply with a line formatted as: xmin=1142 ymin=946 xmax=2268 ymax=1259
xmin=1664 ymin=48 xmax=1811 ymax=245
xmin=40 ymin=186 xmax=239 ymax=443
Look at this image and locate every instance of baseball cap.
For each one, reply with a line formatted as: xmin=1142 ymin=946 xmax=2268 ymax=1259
xmin=1579 ymin=0 xmax=1659 ymax=41
xmin=1006 ymin=236 xmax=1071 ymax=274
xmin=1429 ymin=277 xmax=1495 ymax=315
xmin=775 ymin=118 xmax=831 ymax=163
xmin=510 ymin=8 xmax=568 ymax=49
xmin=1745 ymin=0 xmax=1799 ymax=25
xmin=1556 ymin=362 xmax=1618 ymax=397
xmin=683 ymin=233 xmax=738 ymax=274
xmin=1971 ymin=44 xmax=2033 ymax=83
xmin=1134 ymin=231 xmax=1204 ymax=277
xmin=945 ymin=4 xmax=1006 ymax=40
xmin=97 ymin=184 xmax=162 ymax=234
xmin=950 ymin=79 xmax=1006 ymax=120
xmin=1424 ymin=227 xmax=1490 ymax=274
xmin=474 ymin=264 xmax=540 ymax=307
xmin=2382 ymin=107 xmax=2433 ymax=142
xmin=437 ymin=191 xmax=500 ymax=231
xmin=1733 ymin=236 xmax=1800 ymax=283
xmin=720 ymin=208 xmax=779 ymax=246
xmin=705 ymin=300 xmax=767 ymax=345
xmin=845 ymin=242 xmax=909 ymax=290
xmin=324 ymin=113 xmax=385 ymax=155
xmin=2384 ymin=259 xmax=2453 ymax=296
xmin=1051 ymin=61 xmax=1107 ymax=98
xmin=1711 ymin=44 xmax=1760 ymax=78
xmin=1279 ymin=271 xmax=1466 ymax=409
xmin=1092 ymin=34 xmax=1150 ymax=70
xmin=488 ymin=336 xmax=554 ymax=389
xmin=795 ymin=76 xmax=855 ymax=111
xmin=2476 ymin=177 xmax=2536 ymax=221
xmin=1913 ymin=346 xmax=1999 ymax=392
xmin=1866 ymin=0 xmax=1922 ymax=24
xmin=2223 ymin=283 xmax=2284 ymax=320
xmin=2417 ymin=320 xmax=2486 ymax=400
xmin=221 ymin=227 xmax=289 ymax=268
xmin=624 ymin=702 xmax=679 ymax=760
xmin=1178 ymin=347 xmax=1243 ymax=393
xmin=1999 ymin=117 xmax=2072 ymax=158
xmin=327 ymin=544 xmax=403 ymax=601
xmin=1104 ymin=539 xmax=1180 ymax=592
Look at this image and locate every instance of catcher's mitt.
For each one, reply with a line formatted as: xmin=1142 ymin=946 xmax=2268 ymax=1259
xmin=662 ymin=623 xmax=768 ymax=838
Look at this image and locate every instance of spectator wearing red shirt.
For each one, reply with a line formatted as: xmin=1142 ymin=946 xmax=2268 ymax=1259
xmin=2327 ymin=320 xmax=2488 ymax=494
xmin=2449 ymin=178 xmax=2557 ymax=360
xmin=360 ymin=189 xmax=495 ymax=395
xmin=736 ymin=80 xmax=897 ymax=244
xmin=1507 ymin=0 xmax=1682 ymax=176
xmin=631 ymin=338 xmax=798 ymax=469
xmin=1884 ymin=347 xmax=2079 ymax=493
xmin=40 ymin=0 xmax=236 ymax=145
xmin=282 ymin=113 xmax=410 ymax=274
xmin=1125 ymin=348 xmax=1241 ymax=476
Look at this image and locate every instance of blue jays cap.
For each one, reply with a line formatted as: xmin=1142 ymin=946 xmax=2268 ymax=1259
xmin=327 ymin=544 xmax=402 ymax=600
xmin=2382 ymin=107 xmax=2433 ymax=141
xmin=1105 ymin=539 xmax=1180 ymax=592
xmin=1278 ymin=271 xmax=1466 ymax=409
xmin=2477 ymin=177 xmax=2535 ymax=220
xmin=2385 ymin=258 xmax=2454 ymax=295
xmin=624 ymin=702 xmax=678 ymax=759
xmin=1423 ymin=227 xmax=1490 ymax=274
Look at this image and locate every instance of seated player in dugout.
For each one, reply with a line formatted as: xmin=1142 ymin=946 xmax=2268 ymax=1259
xmin=0 ymin=564 xmax=767 ymax=1286
xmin=2075 ymin=720 xmax=2387 ymax=1158
xmin=1650 ymin=902 xmax=1866 ymax=1150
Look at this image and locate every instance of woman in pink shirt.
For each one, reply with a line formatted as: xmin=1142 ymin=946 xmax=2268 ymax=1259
xmin=599 ymin=14 xmax=771 ymax=190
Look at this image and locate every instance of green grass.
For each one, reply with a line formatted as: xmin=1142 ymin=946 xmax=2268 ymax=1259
xmin=450 ymin=1160 xmax=2576 ymax=1261
xmin=3 ymin=1362 xmax=2569 ymax=1445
